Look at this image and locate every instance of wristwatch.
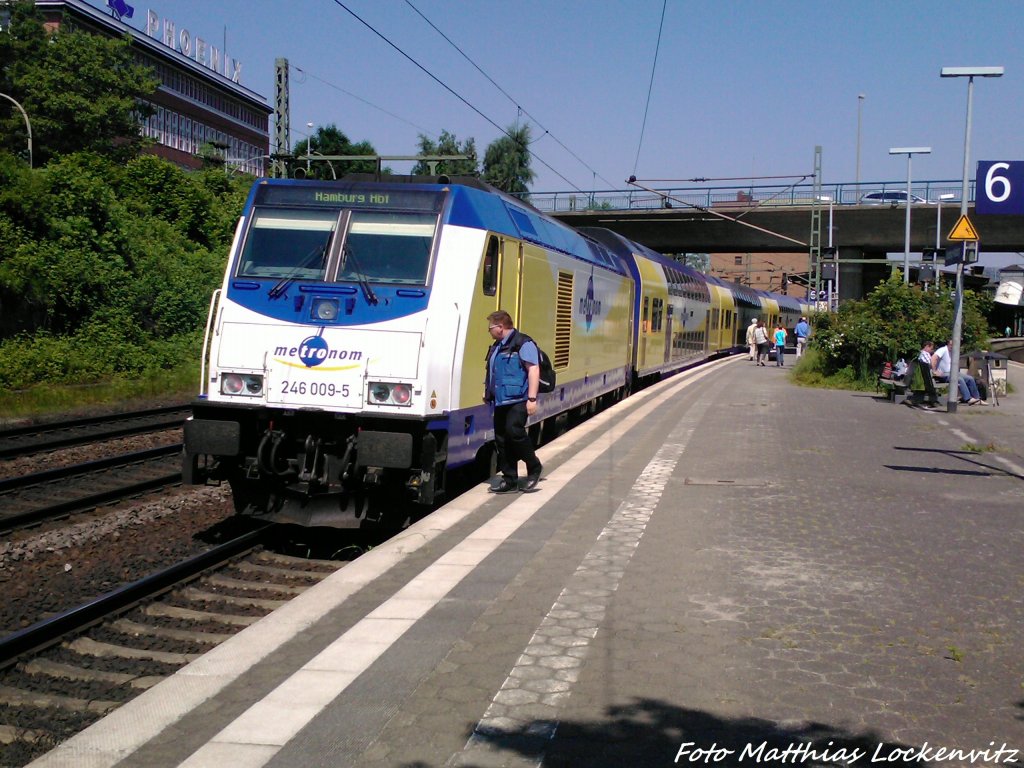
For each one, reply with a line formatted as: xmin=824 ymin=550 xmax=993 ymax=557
xmin=527 ymin=397 xmax=537 ymax=402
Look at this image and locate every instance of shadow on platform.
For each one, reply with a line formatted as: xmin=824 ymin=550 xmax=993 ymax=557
xmin=888 ymin=445 xmax=1024 ymax=481
xmin=420 ymin=698 xmax=927 ymax=767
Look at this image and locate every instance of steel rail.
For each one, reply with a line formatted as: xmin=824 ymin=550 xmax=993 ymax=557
xmin=0 ymin=524 xmax=271 ymax=668
xmin=0 ymin=444 xmax=184 ymax=531
xmin=0 ymin=404 xmax=189 ymax=459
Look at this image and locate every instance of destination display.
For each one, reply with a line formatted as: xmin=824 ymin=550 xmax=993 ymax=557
xmin=255 ymin=184 xmax=446 ymax=212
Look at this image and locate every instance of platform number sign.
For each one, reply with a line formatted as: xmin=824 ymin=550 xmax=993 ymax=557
xmin=976 ymin=161 xmax=1024 ymax=214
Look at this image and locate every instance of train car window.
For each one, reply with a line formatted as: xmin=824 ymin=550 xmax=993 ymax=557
xmin=482 ymin=236 xmax=499 ymax=296
xmin=238 ymin=208 xmax=338 ymax=279
xmin=339 ymin=212 xmax=437 ymax=285
xmin=651 ymin=298 xmax=664 ymax=332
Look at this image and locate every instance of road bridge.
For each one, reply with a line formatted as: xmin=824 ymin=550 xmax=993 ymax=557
xmin=538 ymin=180 xmax=1024 ymax=254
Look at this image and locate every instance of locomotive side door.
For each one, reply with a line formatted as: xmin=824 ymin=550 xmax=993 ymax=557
xmin=498 ymin=239 xmax=523 ymax=320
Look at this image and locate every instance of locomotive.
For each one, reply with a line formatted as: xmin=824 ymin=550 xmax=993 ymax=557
xmin=182 ymin=176 xmax=810 ymax=527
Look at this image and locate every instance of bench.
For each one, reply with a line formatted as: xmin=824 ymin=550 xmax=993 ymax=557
xmin=877 ymin=358 xmax=948 ymax=406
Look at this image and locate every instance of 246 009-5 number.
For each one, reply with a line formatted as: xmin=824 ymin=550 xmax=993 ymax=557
xmin=281 ymin=380 xmax=350 ymax=397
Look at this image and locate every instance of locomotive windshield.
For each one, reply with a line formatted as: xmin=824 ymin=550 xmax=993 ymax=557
xmin=236 ymin=207 xmax=437 ymax=286
xmin=339 ymin=211 xmax=436 ymax=285
xmin=238 ymin=208 xmax=337 ymax=280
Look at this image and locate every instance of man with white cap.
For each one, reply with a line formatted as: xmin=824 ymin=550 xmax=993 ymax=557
xmin=746 ymin=317 xmax=759 ymax=361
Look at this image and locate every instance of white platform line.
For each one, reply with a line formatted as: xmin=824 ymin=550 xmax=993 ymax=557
xmin=452 ymin=404 xmax=702 ymax=767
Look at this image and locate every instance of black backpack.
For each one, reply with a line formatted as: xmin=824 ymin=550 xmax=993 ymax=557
xmin=499 ymin=331 xmax=557 ymax=394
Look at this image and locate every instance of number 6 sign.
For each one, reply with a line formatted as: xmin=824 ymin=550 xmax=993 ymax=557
xmin=976 ymin=161 xmax=1024 ymax=214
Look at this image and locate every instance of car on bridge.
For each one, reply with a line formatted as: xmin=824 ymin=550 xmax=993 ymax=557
xmin=859 ymin=190 xmax=929 ymax=206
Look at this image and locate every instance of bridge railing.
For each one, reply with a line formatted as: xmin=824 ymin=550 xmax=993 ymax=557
xmin=523 ymin=179 xmax=972 ymax=213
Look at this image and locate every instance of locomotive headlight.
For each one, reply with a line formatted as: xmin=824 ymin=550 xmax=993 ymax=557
xmin=312 ymin=298 xmax=339 ymax=321
xmin=367 ymin=381 xmax=413 ymax=406
xmin=221 ymin=373 xmax=264 ymax=397
xmin=222 ymin=373 xmax=244 ymax=394
xmin=391 ymin=383 xmax=412 ymax=404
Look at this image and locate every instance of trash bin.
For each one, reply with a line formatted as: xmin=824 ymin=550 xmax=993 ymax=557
xmin=965 ymin=351 xmax=1008 ymax=398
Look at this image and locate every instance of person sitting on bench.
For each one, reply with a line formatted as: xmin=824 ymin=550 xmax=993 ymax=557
xmin=931 ymin=338 xmax=985 ymax=405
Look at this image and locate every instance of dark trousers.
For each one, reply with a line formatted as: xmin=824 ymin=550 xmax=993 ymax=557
xmin=493 ymin=401 xmax=541 ymax=480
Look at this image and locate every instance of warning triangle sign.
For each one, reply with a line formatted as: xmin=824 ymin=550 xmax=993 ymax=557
xmin=948 ymin=214 xmax=979 ymax=241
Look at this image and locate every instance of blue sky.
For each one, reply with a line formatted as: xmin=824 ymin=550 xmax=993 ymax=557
xmin=94 ymin=0 xmax=1023 ymax=262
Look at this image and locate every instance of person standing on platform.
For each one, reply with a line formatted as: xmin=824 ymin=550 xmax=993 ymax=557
xmin=483 ymin=310 xmax=544 ymax=493
xmin=773 ymin=322 xmax=787 ymax=366
xmin=753 ymin=320 xmax=770 ymax=366
xmin=794 ymin=316 xmax=811 ymax=358
xmin=746 ymin=317 xmax=759 ymax=361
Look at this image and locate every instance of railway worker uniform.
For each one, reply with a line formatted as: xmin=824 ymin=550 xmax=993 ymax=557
xmin=485 ymin=319 xmax=543 ymax=493
xmin=794 ymin=317 xmax=810 ymax=358
xmin=746 ymin=319 xmax=759 ymax=361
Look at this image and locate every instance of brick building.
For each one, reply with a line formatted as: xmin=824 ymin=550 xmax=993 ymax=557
xmin=27 ymin=0 xmax=271 ymax=173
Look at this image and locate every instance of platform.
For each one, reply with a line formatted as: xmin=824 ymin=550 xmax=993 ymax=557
xmin=31 ymin=357 xmax=1024 ymax=768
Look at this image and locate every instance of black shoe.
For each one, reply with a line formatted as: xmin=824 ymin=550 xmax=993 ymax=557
xmin=489 ymin=479 xmax=518 ymax=494
xmin=522 ymin=471 xmax=542 ymax=492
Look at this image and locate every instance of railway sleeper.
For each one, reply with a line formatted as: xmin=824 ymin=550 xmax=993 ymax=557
xmin=0 ymin=683 xmax=119 ymax=714
xmin=142 ymin=602 xmax=258 ymax=627
xmin=20 ymin=657 xmax=162 ymax=691
xmin=204 ymin=573 xmax=308 ymax=596
xmin=108 ymin=617 xmax=235 ymax=645
xmin=177 ymin=586 xmax=287 ymax=611
xmin=0 ymin=723 xmax=48 ymax=745
xmin=67 ymin=636 xmax=200 ymax=665
xmin=234 ymin=560 xmax=334 ymax=580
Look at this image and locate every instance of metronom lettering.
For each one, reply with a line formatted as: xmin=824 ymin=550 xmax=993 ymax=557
xmin=275 ymin=345 xmax=364 ymax=361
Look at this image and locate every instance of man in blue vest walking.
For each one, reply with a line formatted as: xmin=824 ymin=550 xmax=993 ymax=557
xmin=484 ymin=310 xmax=543 ymax=493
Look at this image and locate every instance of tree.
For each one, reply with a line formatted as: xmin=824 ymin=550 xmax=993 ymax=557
xmin=483 ymin=123 xmax=535 ymax=195
xmin=411 ymin=130 xmax=477 ymax=177
xmin=0 ymin=1 xmax=159 ymax=165
xmin=294 ymin=124 xmax=380 ymax=180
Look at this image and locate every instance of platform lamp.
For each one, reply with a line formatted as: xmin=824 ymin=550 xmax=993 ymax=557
xmin=941 ymin=65 xmax=1004 ymax=413
xmin=888 ymin=147 xmax=931 ymax=284
xmin=0 ymin=92 xmax=32 ymax=168
xmin=933 ymin=192 xmax=957 ymax=290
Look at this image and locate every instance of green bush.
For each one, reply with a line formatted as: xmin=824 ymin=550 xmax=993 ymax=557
xmin=797 ymin=273 xmax=992 ymax=388
xmin=0 ymin=150 xmax=248 ymax=390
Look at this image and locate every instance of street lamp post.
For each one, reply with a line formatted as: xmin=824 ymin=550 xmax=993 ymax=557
xmin=856 ymin=93 xmax=865 ymax=188
xmin=935 ymin=192 xmax=956 ymax=290
xmin=0 ymin=92 xmax=33 ymax=168
xmin=941 ymin=66 xmax=1003 ymax=413
xmin=305 ymin=122 xmax=314 ymax=173
xmin=888 ymin=147 xmax=931 ymax=284
xmin=310 ymin=150 xmax=337 ymax=179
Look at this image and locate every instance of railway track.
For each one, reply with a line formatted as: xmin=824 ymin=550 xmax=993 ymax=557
xmin=0 ymin=444 xmax=184 ymax=533
xmin=0 ymin=528 xmax=346 ymax=767
xmin=0 ymin=404 xmax=189 ymax=460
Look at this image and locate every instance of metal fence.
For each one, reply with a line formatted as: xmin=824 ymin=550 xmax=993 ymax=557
xmin=521 ymin=179 xmax=972 ymax=213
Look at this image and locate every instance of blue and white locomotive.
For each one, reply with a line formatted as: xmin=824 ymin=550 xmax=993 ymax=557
xmin=183 ymin=176 xmax=809 ymax=527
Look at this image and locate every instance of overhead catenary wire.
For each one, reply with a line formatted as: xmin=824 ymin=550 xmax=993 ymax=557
xmin=290 ymin=65 xmax=436 ymax=136
xmin=631 ymin=0 xmax=668 ymax=180
xmin=403 ymin=0 xmax=618 ymax=190
xmin=626 ymin=176 xmax=808 ymax=247
xmin=328 ymin=0 xmax=584 ymax=192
